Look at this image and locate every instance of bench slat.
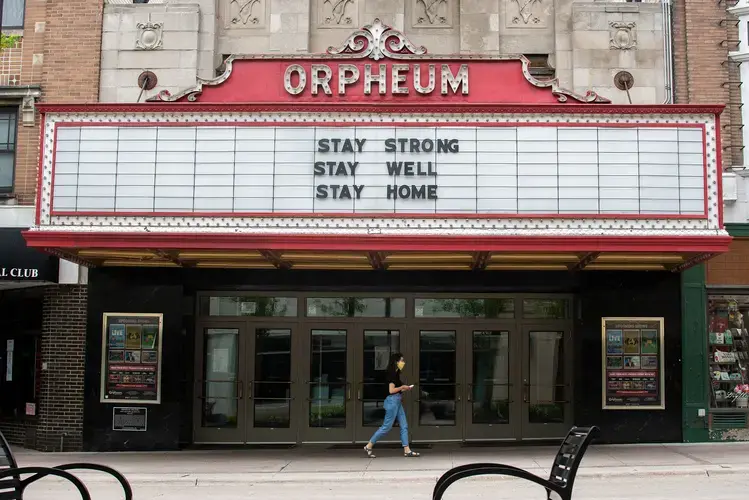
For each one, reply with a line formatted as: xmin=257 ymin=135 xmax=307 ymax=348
xmin=0 ymin=491 xmax=21 ymax=500
xmin=0 ymin=478 xmax=20 ymax=488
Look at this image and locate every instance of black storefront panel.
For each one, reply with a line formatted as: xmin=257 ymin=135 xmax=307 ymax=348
xmin=575 ymin=272 xmax=682 ymax=443
xmin=82 ymin=267 xmax=681 ymax=450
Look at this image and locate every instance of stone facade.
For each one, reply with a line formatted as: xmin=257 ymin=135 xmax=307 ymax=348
xmin=101 ymin=0 xmax=670 ymax=104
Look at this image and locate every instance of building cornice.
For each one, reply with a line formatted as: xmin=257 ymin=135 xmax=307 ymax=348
xmin=0 ymin=85 xmax=42 ymax=100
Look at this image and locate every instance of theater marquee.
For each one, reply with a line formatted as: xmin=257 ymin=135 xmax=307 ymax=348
xmin=49 ymin=123 xmax=707 ymax=216
xmin=24 ymin=18 xmax=731 ymax=270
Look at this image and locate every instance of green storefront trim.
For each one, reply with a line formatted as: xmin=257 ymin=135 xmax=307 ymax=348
xmin=682 ymin=264 xmax=709 ymax=442
xmin=681 ymin=224 xmax=749 ymax=441
xmin=725 ymin=223 xmax=749 ymax=237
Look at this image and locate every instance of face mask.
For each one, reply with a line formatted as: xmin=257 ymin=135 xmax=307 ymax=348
xmin=397 ymin=361 xmax=406 ymax=370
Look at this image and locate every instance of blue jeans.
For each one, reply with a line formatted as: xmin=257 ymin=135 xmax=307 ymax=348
xmin=369 ymin=394 xmax=409 ymax=447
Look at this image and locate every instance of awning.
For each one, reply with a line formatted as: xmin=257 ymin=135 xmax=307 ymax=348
xmin=0 ymin=228 xmax=58 ymax=290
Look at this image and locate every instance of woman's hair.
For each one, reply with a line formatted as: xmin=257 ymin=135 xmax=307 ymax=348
xmin=386 ymin=352 xmax=404 ymax=380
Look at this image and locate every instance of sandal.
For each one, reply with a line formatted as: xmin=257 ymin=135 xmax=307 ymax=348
xmin=364 ymin=446 xmax=376 ymax=458
xmin=404 ymin=450 xmax=420 ymax=457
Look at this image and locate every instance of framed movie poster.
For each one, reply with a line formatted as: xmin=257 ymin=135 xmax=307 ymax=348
xmin=100 ymin=313 xmax=164 ymax=404
xmin=602 ymin=317 xmax=665 ymax=410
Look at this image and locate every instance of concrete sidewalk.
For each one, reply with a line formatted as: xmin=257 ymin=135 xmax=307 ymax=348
xmin=10 ymin=442 xmax=749 ymax=484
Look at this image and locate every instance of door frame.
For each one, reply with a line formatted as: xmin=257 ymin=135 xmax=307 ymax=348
xmin=353 ymin=323 xmax=408 ymax=443
xmin=463 ymin=323 xmax=519 ymax=441
xmin=408 ymin=322 xmax=466 ymax=442
xmin=244 ymin=322 xmax=301 ymax=444
xmin=520 ymin=322 xmax=574 ymax=440
xmin=299 ymin=320 xmax=357 ymax=443
xmin=193 ymin=319 xmax=248 ymax=444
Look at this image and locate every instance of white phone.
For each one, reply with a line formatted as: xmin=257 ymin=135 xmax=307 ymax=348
xmin=408 ymin=384 xmax=414 ymax=388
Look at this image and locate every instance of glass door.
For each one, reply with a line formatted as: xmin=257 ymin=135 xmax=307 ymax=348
xmin=520 ymin=325 xmax=573 ymax=439
xmin=300 ymin=324 xmax=355 ymax=442
xmin=354 ymin=326 xmax=404 ymax=443
xmin=410 ymin=325 xmax=465 ymax=442
xmin=464 ymin=328 xmax=519 ymax=440
xmin=245 ymin=325 xmax=299 ymax=443
xmin=194 ymin=321 xmax=247 ymax=443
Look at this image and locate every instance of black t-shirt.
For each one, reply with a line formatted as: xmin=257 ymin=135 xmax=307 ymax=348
xmin=387 ymin=370 xmax=402 ymax=395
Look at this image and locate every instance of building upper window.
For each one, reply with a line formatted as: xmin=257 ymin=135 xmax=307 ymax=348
xmin=1 ymin=0 xmax=25 ymax=29
xmin=0 ymin=110 xmax=18 ymax=194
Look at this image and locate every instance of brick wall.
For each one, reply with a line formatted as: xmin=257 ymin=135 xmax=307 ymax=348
xmin=36 ymin=285 xmax=87 ymax=452
xmin=706 ymin=239 xmax=749 ymax=285
xmin=11 ymin=0 xmax=104 ymax=205
xmin=0 ymin=417 xmax=37 ymax=448
xmin=672 ymin=0 xmax=742 ymax=167
xmin=674 ymin=0 xmax=746 ymax=283
xmin=40 ymin=1 xmax=103 ymax=103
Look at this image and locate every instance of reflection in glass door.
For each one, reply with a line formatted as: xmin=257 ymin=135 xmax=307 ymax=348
xmin=194 ymin=325 xmax=245 ymax=443
xmin=522 ymin=328 xmax=573 ymax=439
xmin=464 ymin=330 xmax=517 ymax=440
xmin=247 ymin=327 xmax=298 ymax=443
xmin=411 ymin=328 xmax=463 ymax=441
xmin=355 ymin=328 xmax=401 ymax=442
xmin=303 ymin=328 xmax=354 ymax=442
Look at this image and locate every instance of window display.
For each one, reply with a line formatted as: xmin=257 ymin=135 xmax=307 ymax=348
xmin=708 ymin=296 xmax=749 ymax=409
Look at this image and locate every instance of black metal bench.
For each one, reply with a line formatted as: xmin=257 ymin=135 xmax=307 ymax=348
xmin=433 ymin=426 xmax=599 ymax=500
xmin=0 ymin=430 xmax=133 ymax=500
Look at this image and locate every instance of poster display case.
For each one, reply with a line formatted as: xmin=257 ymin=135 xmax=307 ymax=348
xmin=602 ymin=317 xmax=665 ymax=410
xmin=100 ymin=313 xmax=163 ymax=404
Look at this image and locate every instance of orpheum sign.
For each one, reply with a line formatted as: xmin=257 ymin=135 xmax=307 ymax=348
xmin=282 ymin=62 xmax=469 ymax=96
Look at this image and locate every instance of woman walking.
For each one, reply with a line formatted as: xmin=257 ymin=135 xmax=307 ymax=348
xmin=364 ymin=352 xmax=420 ymax=458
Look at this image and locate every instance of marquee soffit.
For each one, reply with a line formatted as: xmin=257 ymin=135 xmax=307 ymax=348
xmin=145 ymin=18 xmax=611 ymax=105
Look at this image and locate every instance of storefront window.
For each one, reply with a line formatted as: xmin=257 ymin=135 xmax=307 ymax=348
xmin=306 ymin=297 xmax=406 ymax=318
xmin=198 ymin=296 xmax=297 ymax=317
xmin=522 ymin=299 xmax=569 ymax=319
xmin=708 ymin=295 xmax=749 ymax=410
xmin=415 ymin=298 xmax=515 ymax=319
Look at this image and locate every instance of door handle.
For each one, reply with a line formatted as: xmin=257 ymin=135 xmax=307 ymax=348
xmin=237 ymin=381 xmax=243 ymax=400
xmin=357 ymin=389 xmax=362 ymax=401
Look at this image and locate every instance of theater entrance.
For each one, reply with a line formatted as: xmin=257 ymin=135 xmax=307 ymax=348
xmin=192 ymin=293 xmax=573 ymax=444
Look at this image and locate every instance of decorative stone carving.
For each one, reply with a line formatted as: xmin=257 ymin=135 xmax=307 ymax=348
xmin=609 ymin=22 xmax=637 ymax=50
xmin=508 ymin=0 xmax=544 ymax=26
xmin=318 ymin=0 xmax=357 ymax=28
xmin=413 ymin=0 xmax=451 ymax=28
xmin=21 ymin=95 xmax=35 ymax=127
xmin=135 ymin=22 xmax=163 ymax=50
xmin=327 ymin=18 xmax=427 ymax=60
xmin=230 ymin=0 xmax=265 ymax=27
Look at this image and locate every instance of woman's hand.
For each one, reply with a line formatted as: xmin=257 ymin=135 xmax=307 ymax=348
xmin=400 ymin=385 xmax=412 ymax=392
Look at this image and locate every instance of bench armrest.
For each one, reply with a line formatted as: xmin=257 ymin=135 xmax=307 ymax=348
xmin=20 ymin=462 xmax=133 ymax=500
xmin=433 ymin=462 xmax=564 ymax=500
xmin=0 ymin=466 xmax=91 ymax=500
